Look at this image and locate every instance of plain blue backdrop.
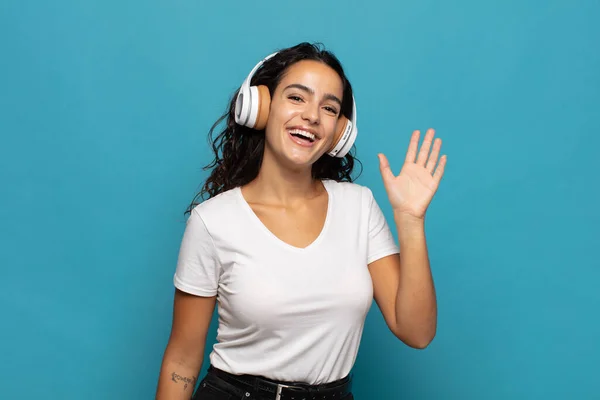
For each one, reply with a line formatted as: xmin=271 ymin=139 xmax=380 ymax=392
xmin=1 ymin=0 xmax=599 ymax=399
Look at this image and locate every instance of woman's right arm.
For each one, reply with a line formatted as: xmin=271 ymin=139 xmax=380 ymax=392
xmin=155 ymin=289 xmax=216 ymax=400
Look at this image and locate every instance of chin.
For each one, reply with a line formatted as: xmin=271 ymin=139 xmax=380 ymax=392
xmin=283 ymin=152 xmax=319 ymax=170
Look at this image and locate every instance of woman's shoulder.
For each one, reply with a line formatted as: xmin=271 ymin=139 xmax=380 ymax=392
xmin=188 ymin=186 xmax=242 ymax=219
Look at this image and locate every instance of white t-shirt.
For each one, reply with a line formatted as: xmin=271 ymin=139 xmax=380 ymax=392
xmin=173 ymin=179 xmax=399 ymax=384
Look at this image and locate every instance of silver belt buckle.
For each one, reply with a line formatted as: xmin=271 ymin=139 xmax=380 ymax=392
xmin=275 ymin=383 xmax=292 ymax=400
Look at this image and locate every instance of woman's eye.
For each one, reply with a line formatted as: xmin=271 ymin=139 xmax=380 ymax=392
xmin=324 ymin=106 xmax=338 ymax=114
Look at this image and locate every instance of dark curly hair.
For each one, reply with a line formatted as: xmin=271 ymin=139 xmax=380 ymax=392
xmin=185 ymin=42 xmax=362 ymax=215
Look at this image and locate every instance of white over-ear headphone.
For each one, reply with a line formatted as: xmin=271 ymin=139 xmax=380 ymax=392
xmin=234 ymin=52 xmax=358 ymax=158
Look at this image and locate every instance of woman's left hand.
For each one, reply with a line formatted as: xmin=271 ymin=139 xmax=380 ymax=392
xmin=378 ymin=129 xmax=447 ymax=221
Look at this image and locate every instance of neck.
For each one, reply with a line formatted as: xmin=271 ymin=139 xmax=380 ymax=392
xmin=245 ymin=149 xmax=322 ymax=205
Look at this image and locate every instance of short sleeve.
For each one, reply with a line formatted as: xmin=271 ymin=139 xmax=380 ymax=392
xmin=364 ymin=187 xmax=400 ymax=264
xmin=173 ymin=208 xmax=221 ymax=296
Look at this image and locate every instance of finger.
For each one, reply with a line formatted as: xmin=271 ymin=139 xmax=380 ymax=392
xmin=404 ymin=130 xmax=420 ymax=165
xmin=433 ymin=154 xmax=447 ymax=182
xmin=416 ymin=128 xmax=435 ymax=166
xmin=426 ymin=138 xmax=442 ymax=174
xmin=378 ymin=153 xmax=395 ymax=182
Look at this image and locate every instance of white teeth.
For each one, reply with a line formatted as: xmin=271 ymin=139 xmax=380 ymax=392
xmin=289 ymin=129 xmax=316 ymax=141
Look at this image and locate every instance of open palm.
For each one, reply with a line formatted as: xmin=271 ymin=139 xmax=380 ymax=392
xmin=378 ymin=129 xmax=447 ymax=219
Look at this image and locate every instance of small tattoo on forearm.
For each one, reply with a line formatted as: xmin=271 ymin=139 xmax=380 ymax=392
xmin=171 ymin=372 xmax=197 ymax=390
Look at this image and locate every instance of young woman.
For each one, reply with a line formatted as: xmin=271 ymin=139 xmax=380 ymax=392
xmin=155 ymin=42 xmax=446 ymax=400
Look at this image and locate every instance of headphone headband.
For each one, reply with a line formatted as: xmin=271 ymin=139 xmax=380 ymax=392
xmin=240 ymin=52 xmax=278 ymax=91
xmin=234 ymin=51 xmax=358 ymax=158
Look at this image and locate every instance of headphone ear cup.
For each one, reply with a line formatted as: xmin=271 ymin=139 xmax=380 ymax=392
xmin=235 ymin=85 xmax=251 ymax=126
xmin=328 ymin=115 xmax=350 ymax=152
xmin=254 ymin=85 xmax=271 ymax=130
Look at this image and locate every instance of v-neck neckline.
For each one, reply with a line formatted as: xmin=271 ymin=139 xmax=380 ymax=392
xmin=235 ymin=180 xmax=333 ymax=252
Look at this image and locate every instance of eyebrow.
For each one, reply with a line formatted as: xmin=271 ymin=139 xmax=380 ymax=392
xmin=283 ymin=83 xmax=342 ymax=106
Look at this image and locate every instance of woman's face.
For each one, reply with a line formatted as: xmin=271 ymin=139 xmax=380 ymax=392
xmin=263 ymin=60 xmax=344 ymax=170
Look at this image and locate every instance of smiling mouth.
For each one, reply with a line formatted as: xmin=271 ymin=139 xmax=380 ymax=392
xmin=288 ymin=128 xmax=317 ymax=143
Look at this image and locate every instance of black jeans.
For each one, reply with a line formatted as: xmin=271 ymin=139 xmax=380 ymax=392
xmin=192 ymin=366 xmax=354 ymax=400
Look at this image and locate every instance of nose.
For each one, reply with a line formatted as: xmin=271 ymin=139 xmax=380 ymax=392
xmin=301 ymin=101 xmax=320 ymax=125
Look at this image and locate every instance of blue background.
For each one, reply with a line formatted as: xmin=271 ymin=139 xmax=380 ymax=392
xmin=1 ymin=0 xmax=599 ymax=399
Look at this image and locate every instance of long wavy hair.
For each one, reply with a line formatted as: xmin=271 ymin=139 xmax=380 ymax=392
xmin=185 ymin=42 xmax=362 ymax=215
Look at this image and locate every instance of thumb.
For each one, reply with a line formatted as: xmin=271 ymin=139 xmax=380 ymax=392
xmin=378 ymin=153 xmax=395 ymax=182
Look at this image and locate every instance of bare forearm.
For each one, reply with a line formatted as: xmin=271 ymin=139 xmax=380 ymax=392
xmin=394 ymin=212 xmax=437 ymax=347
xmin=155 ymin=344 xmax=204 ymax=400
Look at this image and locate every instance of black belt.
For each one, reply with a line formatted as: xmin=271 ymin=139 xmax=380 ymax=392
xmin=207 ymin=365 xmax=353 ymax=400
